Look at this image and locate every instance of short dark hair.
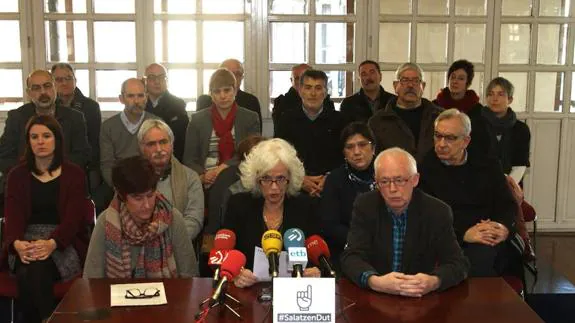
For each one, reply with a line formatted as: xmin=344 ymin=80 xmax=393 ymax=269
xmin=112 ymin=156 xmax=159 ymax=200
xmin=448 ymin=59 xmax=475 ymax=87
xmin=237 ymin=134 xmax=266 ymax=162
xmin=24 ymin=115 xmax=64 ymax=175
xmin=50 ymin=62 xmax=75 ymax=75
xmin=358 ymin=60 xmax=381 ymax=74
xmin=340 ymin=122 xmax=375 ymax=149
xmin=486 ymin=77 xmax=514 ymax=98
xmin=299 ymin=69 xmax=328 ymax=88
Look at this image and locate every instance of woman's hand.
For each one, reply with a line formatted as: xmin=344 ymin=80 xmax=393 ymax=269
xmin=31 ymin=239 xmax=57 ymax=260
xmin=13 ymin=240 xmax=34 ymax=264
xmin=303 ymin=267 xmax=321 ymax=278
xmin=233 ymin=268 xmax=258 ymax=288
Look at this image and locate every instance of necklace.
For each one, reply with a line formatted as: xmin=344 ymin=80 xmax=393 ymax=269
xmin=263 ymin=213 xmax=283 ymax=230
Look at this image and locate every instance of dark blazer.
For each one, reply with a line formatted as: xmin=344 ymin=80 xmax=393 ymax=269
xmin=1 ymin=161 xmax=91 ymax=269
xmin=145 ymin=91 xmax=190 ymax=162
xmin=0 ymin=103 xmax=91 ymax=174
xmin=197 ymin=90 xmax=262 ymax=132
xmin=341 ymin=189 xmax=469 ymax=292
xmin=272 ymin=87 xmax=336 ymax=131
xmin=340 ymin=86 xmax=395 ymax=125
xmin=223 ymin=192 xmax=319 ymax=270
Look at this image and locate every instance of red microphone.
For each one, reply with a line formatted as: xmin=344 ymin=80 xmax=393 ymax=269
xmin=209 ymin=229 xmax=236 ymax=283
xmin=305 ymin=235 xmax=336 ymax=278
xmin=210 ymin=250 xmax=246 ymax=305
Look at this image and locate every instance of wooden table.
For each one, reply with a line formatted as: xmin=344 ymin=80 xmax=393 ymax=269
xmin=48 ymin=277 xmax=543 ymax=323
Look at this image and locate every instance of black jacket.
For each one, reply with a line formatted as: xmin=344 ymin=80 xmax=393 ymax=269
xmin=0 ymin=103 xmax=91 ymax=174
xmin=341 ymin=189 xmax=469 ymax=291
xmin=145 ymin=91 xmax=189 ymax=162
xmin=59 ymin=87 xmax=101 ymax=169
xmin=197 ymin=90 xmax=262 ymax=132
xmin=223 ymin=192 xmax=319 ymax=270
xmin=274 ymin=106 xmax=345 ymax=176
xmin=272 ymin=87 xmax=336 ymax=131
xmin=340 ymin=86 xmax=395 ymax=125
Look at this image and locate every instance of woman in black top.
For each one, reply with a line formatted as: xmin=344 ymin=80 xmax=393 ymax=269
xmin=319 ymin=122 xmax=376 ymax=270
xmin=224 ymin=138 xmax=320 ymax=288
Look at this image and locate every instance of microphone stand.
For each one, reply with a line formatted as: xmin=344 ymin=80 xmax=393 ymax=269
xmin=196 ymin=279 xmax=243 ymax=321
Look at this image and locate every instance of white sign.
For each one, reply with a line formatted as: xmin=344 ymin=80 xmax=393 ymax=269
xmin=110 ymin=282 xmax=167 ymax=307
xmin=273 ymin=278 xmax=335 ymax=323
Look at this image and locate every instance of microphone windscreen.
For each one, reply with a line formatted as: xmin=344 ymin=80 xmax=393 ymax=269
xmin=214 ymin=229 xmax=236 ymax=250
xmin=261 ymin=230 xmax=283 ymax=256
xmin=220 ymin=250 xmax=246 ymax=280
xmin=283 ymin=228 xmax=306 ymax=249
xmin=305 ymin=235 xmax=331 ymax=265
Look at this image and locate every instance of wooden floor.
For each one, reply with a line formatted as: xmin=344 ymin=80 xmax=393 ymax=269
xmin=530 ymin=233 xmax=575 ymax=293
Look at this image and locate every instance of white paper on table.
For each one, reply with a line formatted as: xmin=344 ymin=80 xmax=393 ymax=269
xmin=110 ymin=282 xmax=167 ymax=307
xmin=253 ymin=246 xmax=290 ymax=282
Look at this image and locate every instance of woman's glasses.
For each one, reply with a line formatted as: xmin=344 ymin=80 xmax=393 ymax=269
xmin=125 ymin=288 xmax=160 ymax=299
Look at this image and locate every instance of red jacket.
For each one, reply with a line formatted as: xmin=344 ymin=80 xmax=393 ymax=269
xmin=1 ymin=161 xmax=90 ymax=269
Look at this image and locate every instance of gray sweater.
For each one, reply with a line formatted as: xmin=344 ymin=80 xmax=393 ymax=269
xmin=83 ymin=207 xmax=199 ymax=278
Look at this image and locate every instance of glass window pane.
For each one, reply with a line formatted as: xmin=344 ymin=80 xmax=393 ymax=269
xmin=498 ymin=72 xmax=527 ymax=112
xmin=418 ymin=0 xmax=448 ymax=15
xmin=45 ymin=0 xmax=86 ymax=13
xmin=203 ymin=69 xmax=216 ymax=94
xmin=270 ymin=0 xmax=308 ymax=14
xmin=316 ymin=0 xmax=353 ymax=15
xmin=325 ymin=71 xmax=350 ymax=99
xmin=469 ymin=71 xmax=484 ymax=100
xmin=534 ymin=72 xmax=563 ymax=112
xmin=270 ymin=71 xmax=292 ymax=98
xmin=94 ymin=0 xmax=134 ymax=13
xmin=155 ymin=21 xmax=197 ymax=63
xmin=96 ymin=70 xmax=136 ymax=98
xmin=454 ymin=24 xmax=485 ymax=63
xmin=0 ymin=69 xmax=22 ymax=97
xmin=94 ymin=22 xmax=136 ymax=63
xmin=0 ymin=1 xmax=18 ymax=12
xmin=502 ymin=0 xmax=532 ymax=16
xmin=416 ymin=23 xmax=447 ymax=63
xmin=45 ymin=21 xmax=89 ymax=63
xmin=379 ymin=0 xmax=411 ymax=14
xmin=203 ymin=22 xmax=243 ymax=64
xmin=316 ymin=23 xmax=354 ymax=64
xmin=202 ymin=0 xmax=243 ymax=14
xmin=537 ymin=24 xmax=566 ymax=65
xmin=455 ymin=0 xmax=487 ymax=15
xmin=379 ymin=23 xmax=410 ymax=62
xmin=422 ymin=72 xmax=446 ymax=100
xmin=75 ymin=69 xmax=90 ymax=97
xmin=500 ymin=24 xmax=531 ymax=64
xmin=380 ymin=71 xmax=396 ymax=95
xmin=168 ymin=69 xmax=197 ymax=99
xmin=0 ymin=21 xmax=20 ymax=62
xmin=539 ymin=0 xmax=568 ymax=16
xmin=270 ymin=22 xmax=308 ymax=64
xmin=154 ymin=0 xmax=196 ymax=13
xmin=99 ymin=102 xmax=124 ymax=111
xmin=0 ymin=101 xmax=23 ymax=111
xmin=571 ymin=72 xmax=575 ymax=112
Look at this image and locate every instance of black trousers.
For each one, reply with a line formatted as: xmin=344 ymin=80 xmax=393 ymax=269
xmin=463 ymin=242 xmax=520 ymax=277
xmin=15 ymin=258 xmax=60 ymax=323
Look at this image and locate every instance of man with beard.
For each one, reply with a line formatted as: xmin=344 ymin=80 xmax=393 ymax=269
xmin=0 ymin=69 xmax=90 ymax=174
xmin=368 ymin=63 xmax=443 ymax=163
xmin=138 ymin=119 xmax=204 ymax=241
xmin=340 ymin=60 xmax=395 ymax=125
xmin=100 ymin=78 xmax=159 ymax=187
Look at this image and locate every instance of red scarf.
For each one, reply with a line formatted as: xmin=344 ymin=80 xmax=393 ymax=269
xmin=434 ymin=88 xmax=480 ymax=114
xmin=211 ymin=103 xmax=238 ymax=164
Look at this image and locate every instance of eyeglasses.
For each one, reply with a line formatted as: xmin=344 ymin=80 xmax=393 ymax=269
xmin=376 ymin=177 xmax=412 ymax=188
xmin=55 ymin=76 xmax=74 ymax=83
xmin=344 ymin=141 xmax=372 ymax=151
xmin=259 ymin=175 xmax=289 ymax=187
xmin=144 ymin=74 xmax=167 ymax=82
xmin=434 ymin=131 xmax=465 ymax=143
xmin=125 ymin=288 xmax=160 ymax=299
xmin=398 ymin=78 xmax=422 ymax=86
xmin=28 ymin=82 xmax=54 ymax=92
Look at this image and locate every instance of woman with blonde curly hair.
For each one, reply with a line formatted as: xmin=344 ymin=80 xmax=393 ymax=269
xmin=223 ymin=138 xmax=320 ymax=288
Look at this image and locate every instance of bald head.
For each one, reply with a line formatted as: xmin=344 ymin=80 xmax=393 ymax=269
xmin=144 ymin=63 xmax=168 ymax=98
xmin=291 ymin=63 xmax=312 ymax=91
xmin=374 ymin=148 xmax=418 ymax=178
xmin=26 ymin=70 xmax=53 ymax=88
xmin=220 ymin=59 xmax=244 ymax=88
xmin=374 ymin=148 xmax=419 ymax=214
xmin=26 ymin=70 xmax=56 ymax=113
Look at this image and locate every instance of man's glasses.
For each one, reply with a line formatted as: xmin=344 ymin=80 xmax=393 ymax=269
xmin=398 ymin=78 xmax=422 ymax=86
xmin=434 ymin=131 xmax=465 ymax=143
xmin=344 ymin=141 xmax=372 ymax=151
xmin=376 ymin=177 xmax=412 ymax=188
xmin=55 ymin=76 xmax=74 ymax=83
xmin=125 ymin=288 xmax=160 ymax=299
xmin=259 ymin=175 xmax=289 ymax=187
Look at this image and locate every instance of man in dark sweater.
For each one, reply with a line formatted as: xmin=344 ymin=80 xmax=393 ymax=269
xmin=340 ymin=60 xmax=395 ymax=125
xmin=418 ymin=108 xmax=518 ymax=277
xmin=144 ymin=63 xmax=189 ymax=161
xmin=368 ymin=62 xmax=443 ymax=163
xmin=274 ymin=69 xmax=345 ymax=197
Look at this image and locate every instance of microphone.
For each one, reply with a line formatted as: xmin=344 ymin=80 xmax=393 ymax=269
xmin=283 ymin=228 xmax=307 ymax=278
xmin=209 ymin=229 xmax=236 ymax=284
xmin=210 ymin=249 xmax=246 ymax=305
xmin=261 ymin=230 xmax=283 ymax=278
xmin=305 ymin=235 xmax=336 ymax=278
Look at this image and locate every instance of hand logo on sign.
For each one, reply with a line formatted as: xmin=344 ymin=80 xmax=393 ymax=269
xmin=297 ymin=285 xmax=312 ymax=311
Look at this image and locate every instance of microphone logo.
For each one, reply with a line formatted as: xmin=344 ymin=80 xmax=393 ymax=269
xmin=215 ymin=232 xmax=232 ymax=240
xmin=209 ymin=250 xmax=229 ymax=265
xmin=287 ymin=230 xmax=303 ymax=241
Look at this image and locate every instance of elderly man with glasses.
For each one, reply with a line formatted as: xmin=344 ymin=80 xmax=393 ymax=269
xmin=341 ymin=147 xmax=469 ymax=296
xmin=368 ymin=62 xmax=443 ymax=163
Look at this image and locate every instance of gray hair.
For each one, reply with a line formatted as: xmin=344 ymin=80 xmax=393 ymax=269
xmin=137 ymin=119 xmax=174 ymax=145
xmin=240 ymin=138 xmax=305 ymax=197
xmin=374 ymin=147 xmax=418 ymax=177
xmin=395 ymin=62 xmax=424 ymax=81
xmin=434 ymin=108 xmax=472 ymax=137
xmin=50 ymin=63 xmax=75 ymax=75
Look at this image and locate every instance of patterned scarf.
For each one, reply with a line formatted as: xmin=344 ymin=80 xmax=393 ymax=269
xmin=211 ymin=103 xmax=238 ymax=164
xmin=104 ymin=193 xmax=178 ymax=278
